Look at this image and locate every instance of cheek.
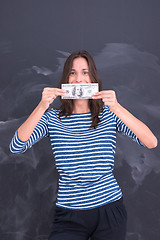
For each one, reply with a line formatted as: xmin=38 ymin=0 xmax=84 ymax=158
xmin=87 ymin=76 xmax=92 ymax=83
xmin=68 ymin=76 xmax=72 ymax=83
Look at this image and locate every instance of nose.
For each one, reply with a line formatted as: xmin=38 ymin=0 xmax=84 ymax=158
xmin=75 ymin=73 xmax=82 ymax=83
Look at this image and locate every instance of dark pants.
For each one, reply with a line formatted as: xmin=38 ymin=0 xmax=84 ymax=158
xmin=48 ymin=198 xmax=127 ymax=240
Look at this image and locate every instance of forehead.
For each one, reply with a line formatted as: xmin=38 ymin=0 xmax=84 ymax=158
xmin=72 ymin=57 xmax=89 ymax=69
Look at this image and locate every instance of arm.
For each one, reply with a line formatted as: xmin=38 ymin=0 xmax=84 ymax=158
xmin=10 ymin=87 xmax=65 ymax=153
xmin=17 ymin=102 xmax=47 ymax=142
xmin=18 ymin=87 xmax=65 ymax=141
xmin=111 ymin=102 xmax=157 ymax=148
xmin=9 ymin=111 xmax=49 ymax=153
xmin=93 ymin=90 xmax=158 ymax=149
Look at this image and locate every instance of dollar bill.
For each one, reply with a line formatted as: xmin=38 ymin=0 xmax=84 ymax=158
xmin=61 ymin=83 xmax=99 ymax=99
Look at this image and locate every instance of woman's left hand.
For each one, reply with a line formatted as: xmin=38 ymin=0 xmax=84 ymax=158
xmin=92 ymin=90 xmax=119 ymax=112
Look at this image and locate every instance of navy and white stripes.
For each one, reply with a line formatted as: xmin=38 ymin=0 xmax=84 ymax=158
xmin=10 ymin=106 xmax=145 ymax=210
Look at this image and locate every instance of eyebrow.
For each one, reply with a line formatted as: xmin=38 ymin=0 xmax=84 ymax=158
xmin=71 ymin=68 xmax=89 ymax=71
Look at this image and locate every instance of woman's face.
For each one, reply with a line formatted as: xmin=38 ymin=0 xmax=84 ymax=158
xmin=68 ymin=57 xmax=91 ymax=84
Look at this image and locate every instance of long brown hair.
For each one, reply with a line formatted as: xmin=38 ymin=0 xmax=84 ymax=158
xmin=58 ymin=50 xmax=103 ymax=129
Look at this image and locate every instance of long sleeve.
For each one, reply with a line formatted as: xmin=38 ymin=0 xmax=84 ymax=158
xmin=114 ymin=113 xmax=146 ymax=147
xmin=9 ymin=112 xmax=49 ymax=154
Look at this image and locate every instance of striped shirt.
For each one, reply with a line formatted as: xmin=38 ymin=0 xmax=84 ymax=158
xmin=10 ymin=105 xmax=145 ymax=210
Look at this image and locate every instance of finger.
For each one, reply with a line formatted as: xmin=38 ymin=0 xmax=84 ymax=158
xmin=99 ymin=90 xmax=116 ymax=98
xmin=92 ymin=93 xmax=112 ymax=99
xmin=102 ymin=99 xmax=114 ymax=103
xmin=58 ymin=89 xmax=66 ymax=94
xmin=101 ymin=90 xmax=115 ymax=94
xmin=101 ymin=92 xmax=115 ymax=97
xmin=92 ymin=92 xmax=102 ymax=98
xmin=45 ymin=89 xmax=65 ymax=96
xmin=93 ymin=91 xmax=112 ymax=98
xmin=43 ymin=87 xmax=57 ymax=93
xmin=44 ymin=87 xmax=61 ymax=91
xmin=44 ymin=88 xmax=65 ymax=93
xmin=55 ymin=90 xmax=66 ymax=96
xmin=92 ymin=95 xmax=102 ymax=99
xmin=93 ymin=91 xmax=101 ymax=95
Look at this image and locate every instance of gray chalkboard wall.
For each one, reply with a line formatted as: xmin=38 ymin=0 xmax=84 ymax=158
xmin=0 ymin=1 xmax=160 ymax=239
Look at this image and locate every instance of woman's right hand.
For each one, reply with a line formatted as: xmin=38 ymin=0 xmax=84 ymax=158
xmin=39 ymin=87 xmax=66 ymax=110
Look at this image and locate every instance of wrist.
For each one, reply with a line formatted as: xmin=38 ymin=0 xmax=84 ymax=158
xmin=37 ymin=101 xmax=48 ymax=112
xmin=109 ymin=102 xmax=121 ymax=114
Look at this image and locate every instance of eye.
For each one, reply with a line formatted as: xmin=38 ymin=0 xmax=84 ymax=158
xmin=70 ymin=71 xmax=76 ymax=75
xmin=83 ymin=71 xmax=89 ymax=75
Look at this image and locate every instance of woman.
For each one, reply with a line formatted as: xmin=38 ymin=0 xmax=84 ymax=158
xmin=10 ymin=50 xmax=157 ymax=240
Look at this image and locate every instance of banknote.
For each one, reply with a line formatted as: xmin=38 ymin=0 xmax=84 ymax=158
xmin=61 ymin=83 xmax=99 ymax=99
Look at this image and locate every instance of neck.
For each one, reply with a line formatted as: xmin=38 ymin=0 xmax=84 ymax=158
xmin=72 ymin=99 xmax=90 ymax=114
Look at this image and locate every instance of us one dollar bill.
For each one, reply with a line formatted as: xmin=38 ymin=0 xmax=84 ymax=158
xmin=61 ymin=83 xmax=99 ymax=99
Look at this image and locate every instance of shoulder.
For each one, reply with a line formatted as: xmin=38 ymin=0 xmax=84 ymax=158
xmin=99 ymin=105 xmax=116 ymax=123
xmin=43 ymin=108 xmax=60 ymax=120
xmin=102 ymin=105 xmax=115 ymax=118
xmin=102 ymin=105 xmax=110 ymax=113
